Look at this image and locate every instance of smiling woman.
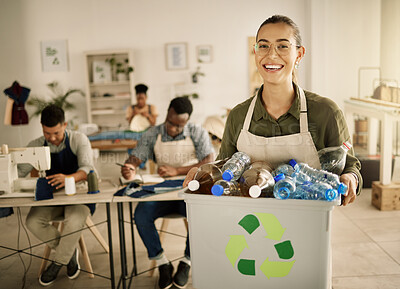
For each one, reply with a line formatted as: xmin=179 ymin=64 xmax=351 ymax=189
xmin=200 ymin=14 xmax=363 ymax=207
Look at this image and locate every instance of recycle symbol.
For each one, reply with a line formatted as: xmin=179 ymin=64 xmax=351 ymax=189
xmin=225 ymin=213 xmax=295 ymax=278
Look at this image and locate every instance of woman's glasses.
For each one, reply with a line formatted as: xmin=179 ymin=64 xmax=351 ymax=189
xmin=254 ymin=41 xmax=300 ymax=57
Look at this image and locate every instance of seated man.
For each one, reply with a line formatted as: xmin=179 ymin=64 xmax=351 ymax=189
xmin=18 ymin=105 xmax=95 ymax=286
xmin=121 ymin=96 xmax=214 ymax=289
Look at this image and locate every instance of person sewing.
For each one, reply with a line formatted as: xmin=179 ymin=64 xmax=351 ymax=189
xmin=126 ymin=83 xmax=158 ymax=131
xmin=18 ymin=104 xmax=95 ymax=286
xmin=121 ymin=96 xmax=214 ymax=289
xmin=184 ymin=14 xmax=362 ymax=206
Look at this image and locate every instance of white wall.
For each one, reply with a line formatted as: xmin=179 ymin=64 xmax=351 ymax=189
xmin=0 ymin=0 xmax=382 ymax=148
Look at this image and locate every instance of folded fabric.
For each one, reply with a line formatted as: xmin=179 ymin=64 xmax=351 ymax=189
xmin=35 ymin=178 xmax=54 ymax=201
xmin=114 ymin=179 xmax=184 ymax=198
xmin=88 ymin=130 xmax=143 ymax=141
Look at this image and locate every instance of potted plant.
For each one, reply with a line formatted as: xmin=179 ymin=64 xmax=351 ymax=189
xmin=27 ymin=81 xmax=85 ymax=118
xmin=116 ymin=58 xmax=134 ymax=82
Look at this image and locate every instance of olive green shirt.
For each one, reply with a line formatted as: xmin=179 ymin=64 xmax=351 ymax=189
xmin=217 ymin=83 xmax=362 ymax=194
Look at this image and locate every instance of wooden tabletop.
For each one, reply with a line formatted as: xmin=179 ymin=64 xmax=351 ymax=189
xmin=0 ymin=180 xmax=118 ymax=208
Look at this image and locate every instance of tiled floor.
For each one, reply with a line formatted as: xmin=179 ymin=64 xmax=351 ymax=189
xmin=1 ymin=153 xmax=400 ymax=288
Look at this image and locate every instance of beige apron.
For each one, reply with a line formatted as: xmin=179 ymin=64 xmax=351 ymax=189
xmin=237 ymin=87 xmax=321 ymax=169
xmin=153 ymin=134 xmax=198 ymax=167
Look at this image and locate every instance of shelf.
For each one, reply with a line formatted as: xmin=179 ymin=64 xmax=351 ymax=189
xmin=90 ymin=81 xmax=130 ymax=87
xmin=91 ymin=109 xmax=126 ymax=115
xmin=91 ymin=95 xmax=131 ymax=101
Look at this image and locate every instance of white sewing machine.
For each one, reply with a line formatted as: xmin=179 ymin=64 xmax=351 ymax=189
xmin=0 ymin=145 xmax=51 ymax=198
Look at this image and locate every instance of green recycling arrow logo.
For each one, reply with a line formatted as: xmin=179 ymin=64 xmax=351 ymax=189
xmin=225 ymin=213 xmax=295 ymax=278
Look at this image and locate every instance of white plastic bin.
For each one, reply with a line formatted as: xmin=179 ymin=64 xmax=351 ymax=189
xmin=182 ymin=193 xmax=337 ymax=289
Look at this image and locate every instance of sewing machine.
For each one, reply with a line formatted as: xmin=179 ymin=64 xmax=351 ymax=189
xmin=0 ymin=145 xmax=51 ymax=198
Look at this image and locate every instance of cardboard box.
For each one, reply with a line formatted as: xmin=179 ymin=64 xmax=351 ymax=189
xmin=371 ymin=181 xmax=400 ymax=211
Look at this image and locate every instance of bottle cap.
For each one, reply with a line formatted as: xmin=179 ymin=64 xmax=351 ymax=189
xmin=222 ymin=170 xmax=234 ymax=181
xmin=188 ymin=180 xmax=200 ymax=191
xmin=249 ymin=186 xmax=261 ymax=198
xmin=278 ymin=187 xmax=290 ymax=199
xmin=211 ymin=185 xmax=224 ymax=196
xmin=337 ymin=183 xmax=348 ymax=195
xmin=89 ymin=169 xmax=95 ymax=173
xmin=289 ymin=159 xmax=297 ymax=168
xmin=325 ymin=189 xmax=338 ymax=201
xmin=273 ymin=173 xmax=285 ymax=183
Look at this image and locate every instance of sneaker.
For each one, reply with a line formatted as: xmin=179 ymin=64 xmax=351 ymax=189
xmin=158 ymin=262 xmax=173 ymax=289
xmin=39 ymin=262 xmax=62 ymax=286
xmin=173 ymin=261 xmax=190 ymax=288
xmin=67 ymin=248 xmax=80 ymax=279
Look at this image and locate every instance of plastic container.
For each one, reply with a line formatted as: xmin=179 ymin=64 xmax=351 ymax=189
xmin=240 ymin=161 xmax=275 ymax=198
xmin=222 ymin=152 xmax=251 ymax=181
xmin=273 ymin=173 xmax=296 ymax=200
xmin=187 ymin=158 xmax=228 ymax=194
xmin=181 ymin=191 xmax=337 ymax=289
xmin=211 ymin=180 xmax=241 ymax=196
xmin=318 ymin=141 xmax=352 ymax=175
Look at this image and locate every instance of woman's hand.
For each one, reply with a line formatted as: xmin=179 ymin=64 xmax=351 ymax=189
xmin=339 ymin=173 xmax=358 ymax=206
xmin=183 ymin=167 xmax=198 ymax=187
xmin=121 ymin=163 xmax=136 ymax=180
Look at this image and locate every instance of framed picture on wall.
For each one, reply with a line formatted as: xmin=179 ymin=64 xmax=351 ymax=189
xmin=165 ymin=42 xmax=188 ymax=70
xmin=40 ymin=39 xmax=69 ymax=72
xmin=197 ymin=45 xmax=213 ymax=63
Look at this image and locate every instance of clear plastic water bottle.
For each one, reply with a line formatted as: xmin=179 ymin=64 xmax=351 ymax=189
xmin=273 ymin=173 xmax=296 ymax=200
xmin=318 ymin=141 xmax=352 ymax=175
xmin=239 ymin=161 xmax=275 ymax=198
xmin=272 ymin=163 xmax=294 ymax=177
xmin=211 ymin=179 xmax=241 ymax=196
xmin=306 ymin=182 xmax=338 ymax=201
xmin=292 ymin=181 xmax=313 ymax=199
xmin=187 ymin=158 xmax=229 ymax=194
xmin=289 ymin=159 xmax=347 ymax=195
xmin=222 ymin=152 xmax=251 ymax=181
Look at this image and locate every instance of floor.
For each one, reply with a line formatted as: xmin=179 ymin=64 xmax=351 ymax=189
xmin=1 ymin=151 xmax=400 ymax=289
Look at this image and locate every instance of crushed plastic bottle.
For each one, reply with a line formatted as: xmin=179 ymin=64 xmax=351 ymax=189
xmin=318 ymin=141 xmax=352 ymax=175
xmin=222 ymin=152 xmax=251 ymax=181
xmin=289 ymin=159 xmax=347 ymax=195
xmin=306 ymin=182 xmax=339 ymax=201
xmin=272 ymin=163 xmax=294 ymax=177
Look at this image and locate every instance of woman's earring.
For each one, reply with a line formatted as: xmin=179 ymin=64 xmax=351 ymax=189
xmin=295 ymin=62 xmax=300 ymax=69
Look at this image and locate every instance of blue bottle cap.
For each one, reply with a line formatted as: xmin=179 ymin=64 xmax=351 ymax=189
xmin=278 ymin=187 xmax=290 ymax=199
xmin=222 ymin=170 xmax=234 ymax=181
xmin=325 ymin=189 xmax=337 ymax=201
xmin=289 ymin=159 xmax=297 ymax=168
xmin=211 ymin=185 xmax=224 ymax=196
xmin=273 ymin=173 xmax=285 ymax=183
xmin=338 ymin=183 xmax=348 ymax=195
xmin=89 ymin=170 xmax=94 ymax=173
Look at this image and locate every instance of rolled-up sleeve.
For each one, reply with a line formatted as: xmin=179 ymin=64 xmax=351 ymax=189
xmin=189 ymin=124 xmax=215 ymax=161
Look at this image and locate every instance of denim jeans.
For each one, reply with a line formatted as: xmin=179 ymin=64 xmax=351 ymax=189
xmin=134 ymin=200 xmax=190 ymax=259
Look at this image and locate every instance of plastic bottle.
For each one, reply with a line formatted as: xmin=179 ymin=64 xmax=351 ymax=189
xmin=211 ymin=180 xmax=241 ymax=196
xmin=187 ymin=158 xmax=229 ymax=194
xmin=318 ymin=141 xmax=352 ymax=175
xmin=292 ymin=181 xmax=313 ymax=199
xmin=239 ymin=161 xmax=275 ymax=198
xmin=306 ymin=182 xmax=338 ymax=201
xmin=272 ymin=163 xmax=294 ymax=177
xmin=273 ymin=173 xmax=296 ymax=200
xmin=289 ymin=159 xmax=347 ymax=195
xmin=222 ymin=152 xmax=251 ymax=181
xmin=87 ymin=170 xmax=100 ymax=194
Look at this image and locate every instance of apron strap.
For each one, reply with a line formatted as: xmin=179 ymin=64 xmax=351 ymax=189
xmin=243 ymin=87 xmax=309 ymax=133
xmin=298 ymin=87 xmax=308 ymax=133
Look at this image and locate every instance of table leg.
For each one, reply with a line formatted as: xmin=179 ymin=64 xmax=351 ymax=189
xmin=106 ymin=203 xmax=116 ymax=289
xmin=129 ymin=202 xmax=137 ymax=276
xmin=117 ymin=202 xmax=127 ymax=289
